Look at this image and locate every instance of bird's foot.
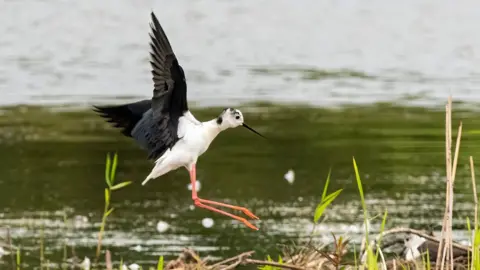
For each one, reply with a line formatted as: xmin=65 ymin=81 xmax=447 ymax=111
xmin=193 ymin=198 xmax=260 ymax=230
xmin=237 ymin=207 xmax=259 ymax=220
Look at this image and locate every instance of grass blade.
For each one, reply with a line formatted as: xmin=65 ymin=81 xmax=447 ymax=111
xmin=321 ymin=168 xmax=332 ymax=201
xmin=375 ymin=210 xmax=388 ymax=260
xmin=16 ymin=248 xmax=21 ymax=270
xmin=353 ymin=157 xmax=378 ymax=269
xmin=104 ymin=189 xmax=110 ymax=205
xmin=105 ymin=208 xmax=114 ymax=217
xmin=105 ymin=153 xmax=112 ymax=187
xmin=314 ymin=189 xmax=342 ymax=223
xmin=110 ymin=181 xmax=132 ymax=191
xmin=110 ymin=152 xmax=118 ymax=185
xmin=157 ymin=255 xmax=164 ymax=270
xmin=353 ymin=157 xmax=367 ymax=217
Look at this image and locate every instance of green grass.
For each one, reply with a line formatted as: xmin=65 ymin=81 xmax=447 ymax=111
xmin=314 ymin=168 xmax=343 ymax=224
xmin=95 ymin=152 xmax=132 ymax=266
xmin=353 ymin=157 xmax=378 ymax=269
xmin=16 ymin=247 xmax=21 ymax=270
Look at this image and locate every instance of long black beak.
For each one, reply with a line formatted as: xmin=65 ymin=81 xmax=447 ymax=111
xmin=242 ymin=123 xmax=266 ymax=139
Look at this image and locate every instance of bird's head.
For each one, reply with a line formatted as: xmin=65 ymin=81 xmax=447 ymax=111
xmin=216 ymin=108 xmax=265 ymax=138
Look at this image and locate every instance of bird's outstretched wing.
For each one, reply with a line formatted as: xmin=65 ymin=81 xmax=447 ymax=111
xmin=93 ymin=12 xmax=190 ymax=161
xmin=138 ymin=11 xmax=189 ymax=159
xmin=93 ymin=99 xmax=152 ymax=137
xmin=149 ymin=11 xmax=188 ymax=120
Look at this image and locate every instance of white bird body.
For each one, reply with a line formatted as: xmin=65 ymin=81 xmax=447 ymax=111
xmin=94 ymin=11 xmax=265 ymax=230
xmin=404 ymin=234 xmax=426 ymax=261
xmin=142 ymin=116 xmax=222 ymax=185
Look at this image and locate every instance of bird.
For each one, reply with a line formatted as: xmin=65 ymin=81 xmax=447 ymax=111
xmin=402 ymin=234 xmax=469 ymax=262
xmin=93 ymin=11 xmax=265 ymax=230
xmin=361 ymin=231 xmax=470 ymax=264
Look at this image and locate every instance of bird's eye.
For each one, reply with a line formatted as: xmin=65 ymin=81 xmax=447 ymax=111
xmin=235 ymin=116 xmax=240 ymax=120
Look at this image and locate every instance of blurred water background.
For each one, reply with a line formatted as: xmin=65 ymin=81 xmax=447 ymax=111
xmin=1 ymin=0 xmax=480 ymax=268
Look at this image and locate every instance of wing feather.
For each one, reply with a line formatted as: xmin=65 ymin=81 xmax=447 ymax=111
xmin=93 ymin=12 xmax=192 ymax=161
xmin=142 ymin=11 xmax=190 ymax=159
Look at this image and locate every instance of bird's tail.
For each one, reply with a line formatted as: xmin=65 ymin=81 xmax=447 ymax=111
xmin=141 ymin=165 xmax=170 ymax=185
xmin=93 ymin=99 xmax=152 ymax=137
xmin=141 ymin=176 xmax=153 ymax=186
xmin=141 ymin=152 xmax=172 ymax=186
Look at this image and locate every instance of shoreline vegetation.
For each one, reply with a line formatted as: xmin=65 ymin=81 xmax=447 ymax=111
xmin=1 ymin=96 xmax=479 ymax=270
xmin=156 ymin=98 xmax=473 ymax=269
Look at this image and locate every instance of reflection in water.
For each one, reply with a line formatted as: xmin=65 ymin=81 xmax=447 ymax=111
xmin=0 ymin=103 xmax=479 ymax=267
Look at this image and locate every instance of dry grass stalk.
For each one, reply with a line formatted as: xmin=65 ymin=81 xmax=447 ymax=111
xmin=282 ymin=243 xmax=345 ymax=270
xmin=244 ymin=258 xmax=307 ymax=270
xmin=208 ymin=251 xmax=254 ymax=269
xmin=105 ymin=249 xmax=112 ymax=270
xmin=164 ymin=248 xmax=309 ymax=270
xmin=436 ymin=98 xmax=451 ymax=269
xmin=443 ymin=96 xmax=453 ymax=270
xmin=470 ymin=157 xmax=477 ymax=229
xmin=436 ymin=96 xmax=464 ymax=270
xmin=436 ymin=96 xmax=449 ymax=269
xmin=451 ymin=120 xmax=463 ymax=268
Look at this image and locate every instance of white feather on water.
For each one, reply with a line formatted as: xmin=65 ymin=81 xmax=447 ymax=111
xmin=128 ymin=263 xmax=140 ymax=270
xmin=202 ymin=218 xmax=214 ymax=228
xmin=284 ymin=169 xmax=295 ymax=184
xmin=73 ymin=215 xmax=89 ymax=229
xmin=156 ymin=220 xmax=169 ymax=233
xmin=80 ymin=257 xmax=90 ymax=270
xmin=131 ymin=245 xmax=143 ymax=252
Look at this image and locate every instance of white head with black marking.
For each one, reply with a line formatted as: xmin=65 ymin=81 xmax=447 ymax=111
xmin=216 ymin=108 xmax=265 ymax=138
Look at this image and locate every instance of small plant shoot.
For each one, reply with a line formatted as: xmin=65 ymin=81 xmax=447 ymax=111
xmin=96 ymin=152 xmax=132 ymax=262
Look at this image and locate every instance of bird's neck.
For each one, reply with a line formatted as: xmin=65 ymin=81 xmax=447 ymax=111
xmin=202 ymin=119 xmax=225 ymax=141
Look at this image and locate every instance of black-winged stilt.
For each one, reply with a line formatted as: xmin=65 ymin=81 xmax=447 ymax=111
xmin=93 ymin=11 xmax=265 ymax=230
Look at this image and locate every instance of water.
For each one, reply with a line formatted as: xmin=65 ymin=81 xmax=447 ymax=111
xmin=1 ymin=0 xmax=480 ymax=108
xmin=0 ymin=104 xmax=479 ymax=268
xmin=2 ymin=0 xmax=480 ymax=268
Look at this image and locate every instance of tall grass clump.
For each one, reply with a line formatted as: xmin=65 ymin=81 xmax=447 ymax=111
xmin=95 ymin=153 xmax=132 ymax=261
xmin=353 ymin=157 xmax=384 ymax=270
xmin=435 ymin=96 xmax=463 ymax=270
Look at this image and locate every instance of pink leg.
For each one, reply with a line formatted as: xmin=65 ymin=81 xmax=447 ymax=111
xmin=189 ymin=164 xmax=259 ymax=230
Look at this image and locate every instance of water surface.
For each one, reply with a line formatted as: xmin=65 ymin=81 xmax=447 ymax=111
xmin=0 ymin=103 xmax=480 ymax=268
xmin=1 ymin=0 xmax=480 ymax=107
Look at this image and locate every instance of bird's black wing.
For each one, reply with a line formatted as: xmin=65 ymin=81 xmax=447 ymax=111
xmin=140 ymin=11 xmax=189 ymax=159
xmin=93 ymin=99 xmax=152 ymax=137
xmin=92 ymin=12 xmax=189 ymax=160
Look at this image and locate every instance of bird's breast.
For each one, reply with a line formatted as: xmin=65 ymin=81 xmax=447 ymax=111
xmin=184 ymin=135 xmax=210 ymax=154
xmin=181 ymin=129 xmax=214 ymax=156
